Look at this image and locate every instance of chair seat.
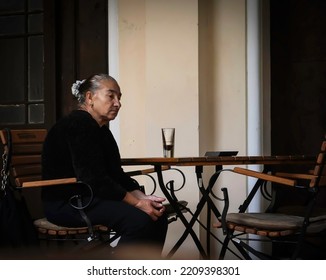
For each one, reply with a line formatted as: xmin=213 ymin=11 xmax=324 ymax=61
xmin=34 ymin=218 xmax=109 ymax=236
xmin=224 ymin=213 xmax=326 ymax=236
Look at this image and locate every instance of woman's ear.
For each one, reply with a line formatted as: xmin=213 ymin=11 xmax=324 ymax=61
xmin=85 ymin=91 xmax=93 ymax=106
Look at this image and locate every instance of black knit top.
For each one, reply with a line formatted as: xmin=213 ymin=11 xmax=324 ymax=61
xmin=41 ymin=110 xmax=139 ymax=202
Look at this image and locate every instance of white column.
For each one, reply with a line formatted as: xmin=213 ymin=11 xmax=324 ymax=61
xmin=247 ymin=0 xmax=262 ymax=213
xmin=108 ymin=0 xmax=120 ymax=146
xmin=247 ymin=0 xmax=265 ymax=258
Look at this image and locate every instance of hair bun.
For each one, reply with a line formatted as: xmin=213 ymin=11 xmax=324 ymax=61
xmin=71 ymin=79 xmax=86 ymax=97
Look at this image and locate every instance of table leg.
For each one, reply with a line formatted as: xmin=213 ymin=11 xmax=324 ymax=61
xmin=195 ymin=166 xmax=225 ymax=258
xmin=154 ymin=165 xmax=208 ymax=259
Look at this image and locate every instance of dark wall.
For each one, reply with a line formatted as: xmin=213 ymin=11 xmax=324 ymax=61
xmin=270 ymin=0 xmax=326 ymax=258
xmin=270 ymin=0 xmax=326 ymax=208
xmin=271 ymin=0 xmax=326 ymax=156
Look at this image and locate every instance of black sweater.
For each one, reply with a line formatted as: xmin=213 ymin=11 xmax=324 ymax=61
xmin=41 ymin=110 xmax=139 ymax=202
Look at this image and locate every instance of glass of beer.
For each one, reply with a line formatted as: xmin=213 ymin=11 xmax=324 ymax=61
xmin=161 ymin=128 xmax=175 ymax=157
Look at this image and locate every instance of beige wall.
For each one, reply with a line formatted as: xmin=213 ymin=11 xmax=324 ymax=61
xmin=118 ymin=0 xmax=199 ymax=159
xmin=199 ymin=0 xmax=247 ymax=153
xmin=115 ymin=0 xmax=248 ymax=259
xmin=198 ymin=0 xmax=248 ymax=258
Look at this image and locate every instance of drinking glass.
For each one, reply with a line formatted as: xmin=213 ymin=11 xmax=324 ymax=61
xmin=161 ymin=128 xmax=175 ymax=157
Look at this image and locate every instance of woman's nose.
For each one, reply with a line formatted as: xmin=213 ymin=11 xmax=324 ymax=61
xmin=114 ymin=98 xmax=121 ymax=107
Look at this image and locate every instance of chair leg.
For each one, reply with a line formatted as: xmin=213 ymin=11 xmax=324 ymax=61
xmin=232 ymin=238 xmax=271 ymax=260
xmin=231 ymin=239 xmax=253 ymax=260
xmin=219 ymin=235 xmax=231 ymax=259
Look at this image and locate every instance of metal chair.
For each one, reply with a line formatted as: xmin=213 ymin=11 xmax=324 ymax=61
xmin=0 ymin=128 xmax=188 ymax=258
xmin=0 ymin=128 xmax=117 ymax=257
xmin=216 ymin=137 xmax=326 ymax=259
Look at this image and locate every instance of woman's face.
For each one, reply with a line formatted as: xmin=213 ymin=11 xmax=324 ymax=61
xmin=89 ymin=79 xmax=122 ymax=126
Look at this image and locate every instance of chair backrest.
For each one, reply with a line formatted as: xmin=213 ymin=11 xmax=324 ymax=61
xmin=310 ymin=138 xmax=326 ymax=188
xmin=0 ymin=129 xmax=47 ymax=188
xmin=273 ymin=137 xmax=326 ymax=212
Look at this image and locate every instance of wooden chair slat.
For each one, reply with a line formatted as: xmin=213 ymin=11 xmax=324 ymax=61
xmin=12 ymin=164 xmax=42 ymax=177
xmin=11 ymin=155 xmax=42 ymax=165
xmin=310 ymin=175 xmax=326 ymax=188
xmin=280 ymin=229 xmax=295 ymax=236
xmin=12 ymin=144 xmax=43 ymax=155
xmin=244 ymin=227 xmax=257 ymax=234
xmin=48 ymin=230 xmax=59 ymax=236
xmin=256 ymin=230 xmax=268 ymax=236
xmin=321 ymin=141 xmax=326 ymax=152
xmin=234 ymin=167 xmax=297 ymax=186
xmin=317 ymin=152 xmax=326 ymax=164
xmin=37 ymin=228 xmax=47 ymax=234
xmin=267 ymin=231 xmax=281 ymax=237
xmin=313 ymin=165 xmax=321 ymax=176
xmin=34 ymin=216 xmax=110 ymax=237
xmin=7 ymin=129 xmax=47 ymax=144
xmin=226 ymin=223 xmax=296 ymax=238
xmin=22 ymin=177 xmax=77 ymax=188
xmin=274 ymin=172 xmax=315 ymax=180
xmin=15 ymin=175 xmax=43 ymax=187
xmin=312 ymin=165 xmax=326 ymax=176
xmin=234 ymin=225 xmax=246 ymax=232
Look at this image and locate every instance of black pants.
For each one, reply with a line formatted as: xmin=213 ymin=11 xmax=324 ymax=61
xmin=44 ymin=197 xmax=168 ymax=254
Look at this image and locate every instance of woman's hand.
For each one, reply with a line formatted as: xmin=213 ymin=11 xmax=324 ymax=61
xmin=124 ymin=191 xmax=166 ymax=220
xmin=134 ymin=199 xmax=166 ymax=221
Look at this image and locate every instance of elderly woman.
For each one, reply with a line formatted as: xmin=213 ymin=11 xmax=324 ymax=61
xmin=41 ymin=74 xmax=168 ymax=255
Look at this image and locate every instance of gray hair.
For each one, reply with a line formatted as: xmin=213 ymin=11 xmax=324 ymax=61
xmin=71 ymin=74 xmax=118 ymax=104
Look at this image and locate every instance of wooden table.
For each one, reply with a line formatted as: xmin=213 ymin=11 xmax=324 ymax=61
xmin=121 ymin=155 xmax=316 ymax=259
xmin=121 ymin=155 xmax=315 ymax=167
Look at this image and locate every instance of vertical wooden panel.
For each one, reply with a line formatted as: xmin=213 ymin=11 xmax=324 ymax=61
xmin=56 ymin=0 xmax=108 ymax=119
xmin=77 ymin=0 xmax=108 ymax=78
xmin=56 ymin=0 xmax=77 ymax=117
